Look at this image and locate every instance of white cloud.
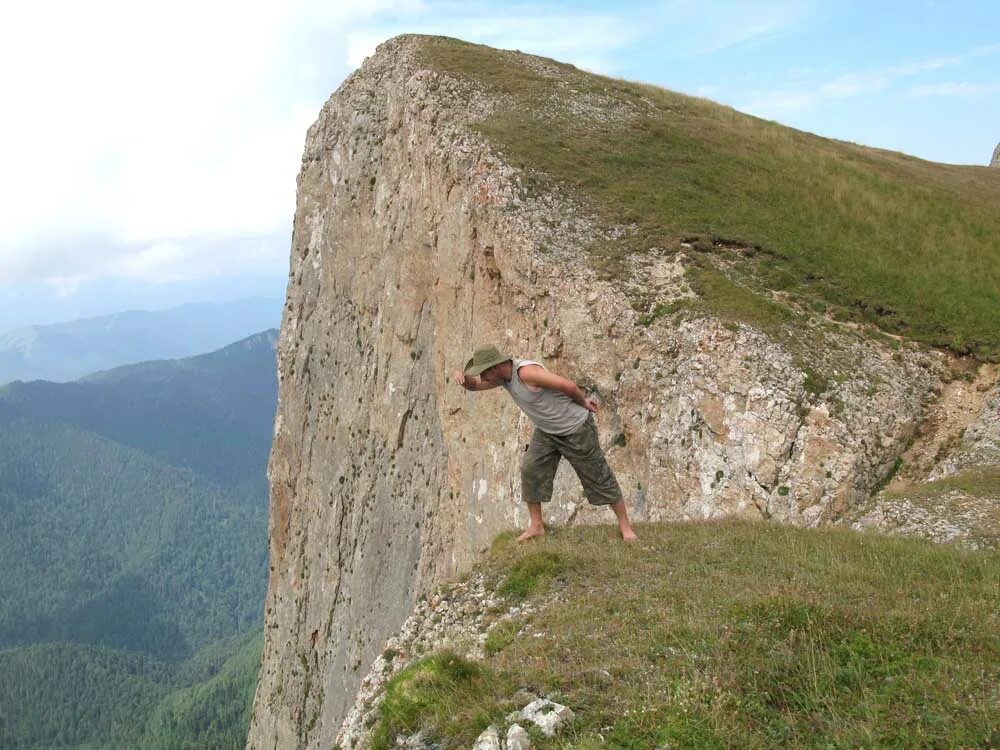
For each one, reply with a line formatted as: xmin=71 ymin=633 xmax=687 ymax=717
xmin=45 ymin=275 xmax=91 ymax=300
xmin=744 ymin=72 xmax=884 ymax=114
xmin=885 ymin=55 xmax=964 ymax=77
xmin=909 ymin=81 xmax=1000 ymax=97
xmin=0 ymin=0 xmax=811 ymax=289
xmin=742 ymin=44 xmax=1000 ymax=116
xmin=0 ymin=228 xmax=289 ymax=289
xmin=0 ymin=0 xmax=437 ymax=285
xmin=638 ymin=0 xmax=813 ymax=56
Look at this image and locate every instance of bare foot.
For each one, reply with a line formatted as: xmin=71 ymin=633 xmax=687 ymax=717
xmin=621 ymin=528 xmax=638 ymax=543
xmin=517 ymin=526 xmax=545 ymax=542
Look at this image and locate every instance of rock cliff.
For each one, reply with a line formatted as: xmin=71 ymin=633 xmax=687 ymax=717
xmin=992 ymin=142 xmax=1000 ymax=168
xmin=247 ymin=35 xmax=994 ymax=748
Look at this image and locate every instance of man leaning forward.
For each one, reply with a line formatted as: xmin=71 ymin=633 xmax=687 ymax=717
xmin=453 ymin=345 xmax=638 ymax=542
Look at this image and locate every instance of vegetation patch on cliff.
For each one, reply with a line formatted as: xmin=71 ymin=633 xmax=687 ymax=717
xmin=368 ymin=520 xmax=998 ymax=749
xmin=370 ymin=651 xmax=514 ymax=750
xmin=887 ymin=467 xmax=1000 ymax=500
xmin=417 ymin=36 xmax=1000 ymax=360
xmin=849 ymin=467 xmax=1000 ymax=550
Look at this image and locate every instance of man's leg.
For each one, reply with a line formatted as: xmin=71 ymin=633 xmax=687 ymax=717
xmin=521 ymin=501 xmax=546 ymax=542
xmin=561 ymin=416 xmax=638 ymax=542
xmin=609 ymin=499 xmax=638 ymax=542
xmin=519 ymin=429 xmax=561 ymax=541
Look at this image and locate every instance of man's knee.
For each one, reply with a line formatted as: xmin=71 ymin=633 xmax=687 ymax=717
xmin=584 ymin=482 xmax=623 ymax=506
xmin=521 ymin=467 xmax=555 ymax=504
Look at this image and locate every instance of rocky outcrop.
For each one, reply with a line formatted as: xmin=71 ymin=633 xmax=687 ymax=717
xmin=247 ymin=35 xmax=956 ymax=748
xmin=928 ymin=366 xmax=1000 ymax=479
xmin=336 ymin=572 xmax=525 ymax=750
xmin=991 ymin=142 xmax=1000 ymax=168
xmin=850 ymin=365 xmax=1000 ymax=549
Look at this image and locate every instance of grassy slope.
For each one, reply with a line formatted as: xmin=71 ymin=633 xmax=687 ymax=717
xmin=373 ymin=521 xmax=999 ymax=749
xmin=417 ymin=37 xmax=1000 ymax=359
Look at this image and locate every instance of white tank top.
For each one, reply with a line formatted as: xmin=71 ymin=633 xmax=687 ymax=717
xmin=503 ymin=358 xmax=589 ymax=436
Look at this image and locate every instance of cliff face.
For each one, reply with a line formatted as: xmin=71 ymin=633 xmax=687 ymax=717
xmin=992 ymin=142 xmax=1000 ymax=168
xmin=247 ymin=35 xmax=964 ymax=748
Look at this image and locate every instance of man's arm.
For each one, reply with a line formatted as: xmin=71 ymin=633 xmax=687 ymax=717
xmin=517 ymin=365 xmax=598 ymax=412
xmin=452 ymin=371 xmax=503 ymax=391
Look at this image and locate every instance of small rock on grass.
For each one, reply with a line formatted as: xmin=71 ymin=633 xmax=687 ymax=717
xmin=506 ymin=723 xmax=531 ymax=750
xmin=506 ymin=698 xmax=574 ymax=737
xmin=472 ymin=725 xmax=501 ymax=750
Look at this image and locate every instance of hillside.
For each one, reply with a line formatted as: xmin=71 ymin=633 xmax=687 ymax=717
xmin=0 ymin=329 xmax=278 ymax=491
xmin=0 ymin=417 xmax=265 ymax=658
xmin=419 ymin=37 xmax=1000 ymax=359
xmin=343 ymin=522 xmax=999 ymax=749
xmin=0 ymin=631 xmax=262 ymax=750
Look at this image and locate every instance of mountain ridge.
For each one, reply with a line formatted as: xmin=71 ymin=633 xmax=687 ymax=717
xmin=0 ymin=329 xmax=278 ymax=490
xmin=0 ymin=296 xmax=281 ymax=383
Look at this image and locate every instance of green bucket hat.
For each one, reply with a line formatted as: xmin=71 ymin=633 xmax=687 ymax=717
xmin=464 ymin=345 xmax=510 ymax=376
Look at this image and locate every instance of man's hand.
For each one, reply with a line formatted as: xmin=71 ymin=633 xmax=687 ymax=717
xmin=453 ymin=370 xmax=486 ymax=391
xmin=519 ymin=364 xmax=598 ymax=412
xmin=453 ymin=370 xmax=504 ymax=392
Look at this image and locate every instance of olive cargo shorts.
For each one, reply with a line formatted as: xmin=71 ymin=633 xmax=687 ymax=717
xmin=521 ymin=414 xmax=623 ymax=506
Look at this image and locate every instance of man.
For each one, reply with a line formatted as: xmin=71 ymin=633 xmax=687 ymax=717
xmin=452 ymin=345 xmax=638 ymax=543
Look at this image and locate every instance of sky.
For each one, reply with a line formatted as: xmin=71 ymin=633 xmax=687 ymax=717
xmin=1 ymin=0 xmax=998 ymax=329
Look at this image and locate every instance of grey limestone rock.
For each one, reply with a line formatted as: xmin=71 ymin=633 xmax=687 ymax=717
xmin=505 ymin=724 xmax=531 ymax=750
xmin=472 ymin=726 xmax=501 ymax=750
xmin=395 ymin=731 xmax=440 ymax=750
xmin=507 ymin=699 xmax=574 ymax=738
xmin=991 ymin=142 xmax=1000 ymax=167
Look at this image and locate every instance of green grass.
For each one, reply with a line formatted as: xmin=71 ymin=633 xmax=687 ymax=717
xmin=886 ymin=467 xmax=1000 ymax=499
xmin=484 ymin=620 xmax=519 ymax=656
xmin=496 ymin=550 xmax=566 ymax=600
xmin=685 ymin=263 xmax=800 ymax=331
xmin=373 ymin=520 xmax=999 ymax=749
xmin=415 ymin=36 xmax=1000 ymax=359
xmin=369 ymin=651 xmax=515 ymax=750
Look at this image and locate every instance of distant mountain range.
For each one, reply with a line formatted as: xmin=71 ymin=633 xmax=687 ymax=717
xmin=0 ymin=296 xmax=283 ymax=384
xmin=0 ymin=329 xmax=277 ymax=749
xmin=1 ymin=329 xmax=279 ymax=495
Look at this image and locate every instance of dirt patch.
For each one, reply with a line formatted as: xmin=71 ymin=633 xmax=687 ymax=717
xmin=890 ymin=361 xmax=1000 ymax=486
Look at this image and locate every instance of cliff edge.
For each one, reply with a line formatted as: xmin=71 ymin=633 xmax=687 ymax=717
xmin=247 ymin=35 xmax=999 ymax=748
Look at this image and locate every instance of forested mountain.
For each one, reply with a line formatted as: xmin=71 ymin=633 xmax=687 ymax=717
xmin=0 ymin=329 xmax=278 ymax=493
xmin=0 ymin=296 xmax=281 ymax=384
xmin=0 ymin=416 xmax=265 ymax=658
xmin=0 ymin=330 xmax=278 ymax=749
xmin=0 ymin=632 xmax=262 ymax=750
